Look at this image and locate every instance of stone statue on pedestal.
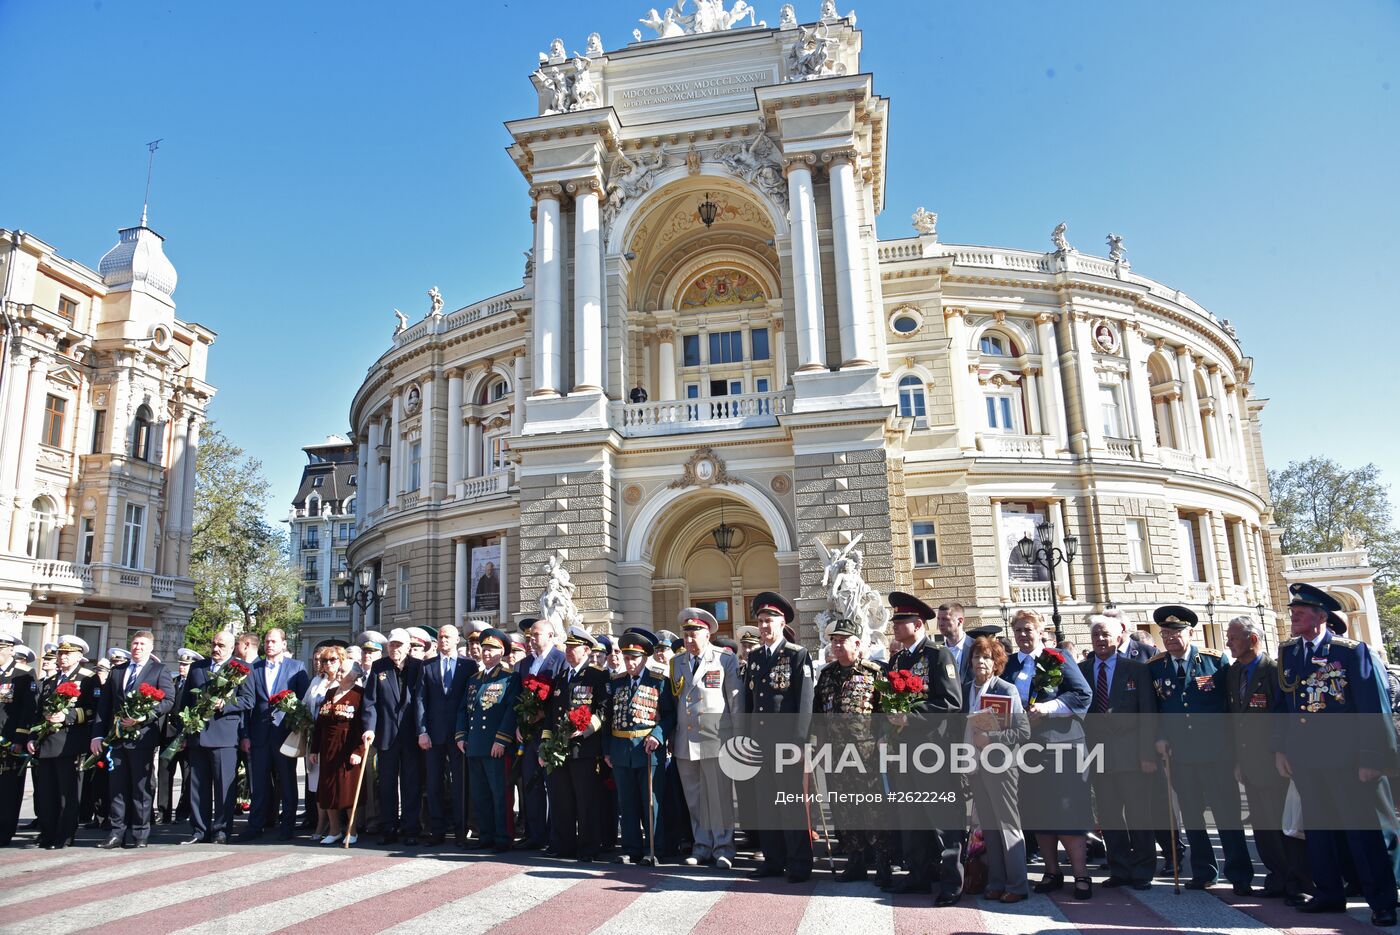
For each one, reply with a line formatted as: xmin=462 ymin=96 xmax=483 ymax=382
xmin=1106 ymin=233 xmax=1126 ymax=263
xmin=538 ymin=553 xmax=580 ymax=643
xmin=812 ymin=534 xmax=889 ymax=656
xmin=912 ymin=207 xmax=938 ymax=237
xmin=1051 ymin=222 xmax=1076 ymax=254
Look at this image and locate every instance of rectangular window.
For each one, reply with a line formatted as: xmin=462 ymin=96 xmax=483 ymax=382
xmin=91 ymin=410 xmax=106 ymax=454
xmin=912 ymin=521 xmax=939 ymax=566
xmin=408 ymin=441 xmax=422 ymax=491
xmin=57 ymin=295 xmax=78 ymax=320
xmin=398 ymin=565 xmax=411 ymax=612
xmin=985 ymin=393 xmax=1017 ymax=432
xmin=488 ymin=434 xmax=508 ymax=473
xmin=349 ymin=474 xmax=357 ymax=487
xmin=81 ymin=518 xmax=95 ymax=565
xmin=1177 ymin=514 xmax=1204 ymax=583
xmin=1226 ymin=519 xmax=1244 ymax=585
xmin=755 ymin=377 xmax=770 ymax=394
xmin=683 ymin=334 xmax=701 ymax=367
xmin=1100 ymin=383 xmax=1123 ymax=437
xmin=120 ymin=504 xmax=144 ymax=569
xmin=42 ymin=395 xmax=65 ymax=448
xmin=1126 ymin=518 xmax=1150 ymax=574
xmin=338 ymin=522 xmax=350 ymax=540
xmin=305 ymin=559 xmax=318 ymax=580
xmin=696 ymin=599 xmax=729 ymax=625
xmin=750 ymin=327 xmax=770 ymax=361
xmin=708 ymin=330 xmax=743 ymax=365
xmin=312 ymin=476 xmax=324 ymax=487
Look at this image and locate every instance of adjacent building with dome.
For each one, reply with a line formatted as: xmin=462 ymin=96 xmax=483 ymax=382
xmin=343 ymin=5 xmax=1317 ymax=654
xmin=0 ymin=221 xmax=215 ymax=657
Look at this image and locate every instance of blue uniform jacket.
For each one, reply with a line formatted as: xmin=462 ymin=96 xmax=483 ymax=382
xmin=455 ymin=663 xmax=519 ymax=757
xmin=1272 ymin=630 xmax=1399 ymax=771
xmin=182 ymin=659 xmax=255 ymax=749
xmin=362 ymin=656 xmax=425 ymax=750
xmin=606 ymin=665 xmax=673 ymax=769
xmin=1147 ymin=646 xmax=1231 ymax=765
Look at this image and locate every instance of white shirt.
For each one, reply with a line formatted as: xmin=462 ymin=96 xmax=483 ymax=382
xmin=1012 ymin=648 xmax=1071 ymax=716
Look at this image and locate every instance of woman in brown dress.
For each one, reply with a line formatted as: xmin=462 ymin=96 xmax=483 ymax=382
xmin=309 ymin=646 xmax=365 ymax=845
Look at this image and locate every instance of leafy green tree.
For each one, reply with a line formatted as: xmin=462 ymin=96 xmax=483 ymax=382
xmin=184 ymin=425 xmax=301 ymax=651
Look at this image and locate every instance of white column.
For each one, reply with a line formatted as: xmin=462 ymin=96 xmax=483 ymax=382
xmin=420 ymin=374 xmax=436 ymax=498
xmin=366 ymin=419 xmax=382 ymax=514
xmin=446 ymin=369 xmax=463 ymax=492
xmin=162 ymin=415 xmax=189 ymax=571
xmin=657 ymin=329 xmax=677 ymax=401
xmin=1231 ymin=519 xmax=1254 ymax=599
xmin=1122 ymin=326 xmax=1157 ymax=460
xmin=774 ymin=316 xmax=788 ymax=388
xmin=8 ymin=354 xmax=51 ymax=553
xmin=1176 ymin=347 xmax=1203 ymax=455
xmin=531 ymin=186 xmax=564 ymax=397
xmin=499 ymin=533 xmax=511 ymax=623
xmin=1036 ymin=314 xmax=1069 ymax=451
xmin=176 ymin=418 xmax=200 ymax=571
xmin=786 ymin=159 xmax=826 ymax=372
xmin=1070 ymin=312 xmax=1104 ymax=453
xmin=640 ymin=332 xmax=654 ymax=397
xmin=1208 ymin=365 xmax=1231 ymax=466
xmin=1226 ymin=382 xmax=1250 ymax=470
xmin=827 ymin=153 xmax=873 ymax=368
xmin=572 ymin=181 xmax=604 ymax=392
xmin=466 ymin=417 xmax=482 ymax=478
xmin=1023 ymin=368 xmax=1043 ymax=435
xmin=388 ymin=395 xmax=401 ymax=507
xmin=355 ymin=435 xmax=368 ymax=525
xmin=945 ymin=310 xmax=976 ymax=450
xmin=512 ymin=351 xmax=527 ymax=434
xmin=454 ymin=539 xmax=468 ymax=630
xmin=0 ymin=353 xmax=34 ymax=536
xmin=1199 ymin=510 xmax=1220 ymax=594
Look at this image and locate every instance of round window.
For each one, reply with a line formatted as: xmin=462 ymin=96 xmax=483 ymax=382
xmin=892 ymin=315 xmax=919 ymax=334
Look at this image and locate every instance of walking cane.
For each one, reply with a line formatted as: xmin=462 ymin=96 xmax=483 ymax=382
xmin=344 ymin=740 xmax=370 ymax=849
xmin=645 ymin=748 xmax=656 ymax=865
xmin=1162 ymin=750 xmax=1180 ymax=895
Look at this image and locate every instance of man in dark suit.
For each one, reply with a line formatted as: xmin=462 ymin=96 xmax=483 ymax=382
xmin=181 ymin=631 xmax=254 ymax=845
xmin=1080 ymin=614 xmax=1158 ymax=890
xmin=745 ymin=591 xmax=816 ymax=884
xmin=155 ymin=648 xmax=198 ymax=825
xmin=28 ymin=635 xmax=98 ymax=849
xmin=539 ymin=625 xmax=609 ymax=862
xmin=0 ymin=631 xmax=38 ymax=846
xmin=516 ymin=617 xmax=566 ymax=849
xmin=1223 ymin=614 xmax=1310 ymax=904
xmin=92 ymin=629 xmax=175 ymax=848
xmin=363 ymin=627 xmax=425 ymax=845
xmin=418 ymin=624 xmax=476 ymax=845
xmin=239 ymin=627 xmax=309 ymax=841
xmin=937 ymin=602 xmax=975 ymax=685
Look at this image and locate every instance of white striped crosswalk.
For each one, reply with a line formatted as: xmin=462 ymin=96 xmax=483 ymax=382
xmin=0 ymin=850 xmax=226 ymax=909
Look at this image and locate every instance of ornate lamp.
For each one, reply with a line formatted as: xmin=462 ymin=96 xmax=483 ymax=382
xmin=1016 ymin=534 xmax=1035 ymax=565
xmin=697 ymin=192 xmax=720 ymax=228
xmin=711 ymin=499 xmax=736 ymax=553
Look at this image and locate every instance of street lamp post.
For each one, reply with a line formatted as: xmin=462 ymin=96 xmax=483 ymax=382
xmin=1256 ymin=601 xmax=1269 ymax=654
xmin=1016 ymin=520 xmax=1078 ymax=633
xmin=349 ymin=568 xmax=387 ymax=628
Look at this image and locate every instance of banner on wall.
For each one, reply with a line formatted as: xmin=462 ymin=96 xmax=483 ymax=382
xmin=1003 ymin=510 xmax=1050 ymax=583
xmin=471 ymin=545 xmax=502 ymax=613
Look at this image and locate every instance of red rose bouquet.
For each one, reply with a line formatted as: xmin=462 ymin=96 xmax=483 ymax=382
xmin=82 ymin=682 xmax=166 ymax=771
xmin=272 ymin=688 xmax=315 ymax=757
xmin=162 ymin=658 xmax=251 ymax=762
xmin=1030 ymin=648 xmax=1066 ymax=704
xmin=515 ymin=675 xmax=553 ymax=742
xmin=28 ymin=680 xmax=84 ymax=749
xmin=876 ymin=668 xmax=925 ymax=714
xmin=538 ymin=703 xmax=593 ymax=774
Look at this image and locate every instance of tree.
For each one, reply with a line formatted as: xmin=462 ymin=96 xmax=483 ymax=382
xmin=1269 ymin=457 xmax=1400 ymax=579
xmin=185 ymin=424 xmax=302 ymax=651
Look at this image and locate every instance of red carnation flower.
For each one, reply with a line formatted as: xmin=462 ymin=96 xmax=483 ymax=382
xmin=56 ymin=682 xmax=81 ymax=698
xmin=1042 ymin=648 xmax=1065 ymax=664
xmin=138 ymin=684 xmax=166 ymax=701
xmin=567 ymin=705 xmax=592 ymax=734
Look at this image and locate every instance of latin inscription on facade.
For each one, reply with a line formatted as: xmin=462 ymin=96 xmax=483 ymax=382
xmin=609 ymin=68 xmax=777 ymax=116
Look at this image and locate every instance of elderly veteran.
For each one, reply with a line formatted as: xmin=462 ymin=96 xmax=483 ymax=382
xmin=456 ymin=628 xmax=518 ymax=851
xmin=606 ymin=628 xmax=673 ymax=865
xmin=539 ymin=625 xmax=609 ymax=861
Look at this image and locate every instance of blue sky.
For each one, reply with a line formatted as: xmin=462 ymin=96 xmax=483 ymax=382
xmin=3 ymin=0 xmax=1397 ymax=524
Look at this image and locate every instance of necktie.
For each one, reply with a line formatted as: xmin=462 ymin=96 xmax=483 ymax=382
xmin=1175 ymin=659 xmax=1186 ymax=682
xmin=1239 ymin=667 xmax=1251 ymax=707
xmin=1092 ymin=661 xmax=1110 ymax=714
xmin=443 ymin=658 xmax=451 ymax=689
xmin=125 ymin=663 xmax=139 ymax=693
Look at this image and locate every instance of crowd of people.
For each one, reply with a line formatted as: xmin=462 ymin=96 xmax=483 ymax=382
xmin=0 ymin=581 xmax=1397 ymax=927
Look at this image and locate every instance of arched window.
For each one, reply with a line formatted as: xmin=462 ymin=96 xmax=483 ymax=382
xmin=478 ymin=376 xmax=511 ymax=405
xmin=26 ymin=497 xmax=58 ymax=559
xmin=1147 ymin=354 xmax=1178 ymax=449
xmin=980 ymin=333 xmax=1009 ymax=356
xmin=307 ymin=493 xmax=321 ymax=517
xmin=131 ymin=405 xmax=154 ymax=461
xmin=898 ymin=375 xmax=927 ymax=419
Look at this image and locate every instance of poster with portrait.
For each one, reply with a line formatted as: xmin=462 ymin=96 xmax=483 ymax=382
xmin=471 ymin=544 xmax=501 ymax=612
xmin=1003 ymin=510 xmax=1050 ymax=583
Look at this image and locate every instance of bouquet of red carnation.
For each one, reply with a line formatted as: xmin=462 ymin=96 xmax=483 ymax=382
xmin=876 ymin=668 xmax=925 ymax=715
xmin=538 ymin=704 xmax=593 ymax=774
xmin=1030 ymin=648 xmax=1065 ymax=703
xmin=162 ymin=658 xmax=252 ymax=762
xmin=82 ymin=682 xmax=166 ymax=770
xmin=515 ymin=676 xmax=553 ymax=742
xmin=27 ymin=680 xmax=84 ymax=749
xmin=272 ymin=688 xmax=315 ymax=757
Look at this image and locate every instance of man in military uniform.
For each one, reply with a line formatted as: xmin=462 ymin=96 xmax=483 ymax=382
xmin=744 ymin=591 xmax=816 ymax=883
xmin=536 ymin=626 xmax=607 ymax=860
xmin=814 ymin=617 xmax=889 ymax=884
xmin=93 ymin=629 xmax=175 ymax=848
xmin=0 ymin=629 xmax=38 ymax=846
xmin=1274 ymin=583 xmax=1399 ymax=925
xmin=606 ymin=628 xmax=673 ymax=865
xmin=455 ymin=628 xmax=518 ymax=851
xmin=156 ymin=648 xmax=200 ymax=826
xmin=28 ymin=635 xmax=98 ymax=849
xmin=672 ymin=608 xmax=742 ymax=869
xmin=1147 ymin=605 xmax=1253 ymax=893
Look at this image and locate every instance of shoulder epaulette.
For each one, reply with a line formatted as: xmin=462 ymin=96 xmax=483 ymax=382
xmin=77 ymin=667 xmax=95 ymax=677
xmin=611 ymin=670 xmax=628 ymax=681
xmin=1331 ymin=637 xmax=1359 ymax=649
xmin=1281 ymin=636 xmax=1301 ymax=648
xmin=644 ymin=660 xmax=668 ymax=678
xmin=589 ymin=663 xmax=606 ymax=673
xmin=14 ymin=662 xmax=32 ymax=674
xmin=858 ymin=659 xmax=883 ymax=674
xmin=1147 ymin=652 xmax=1167 ymax=664
xmin=1198 ymin=648 xmax=1222 ymax=657
xmin=499 ymin=663 xmax=515 ymax=674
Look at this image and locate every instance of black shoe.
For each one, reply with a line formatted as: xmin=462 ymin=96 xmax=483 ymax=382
xmin=98 ymin=834 xmax=122 ymax=850
xmin=1073 ymin=877 xmax=1093 ymax=901
xmin=402 ymin=835 xmax=419 ymax=846
xmin=1032 ymin=873 xmax=1064 ymax=894
xmin=1131 ymin=881 xmax=1152 ymax=891
xmin=873 ymin=868 xmax=892 ymax=889
xmin=934 ymin=891 xmax=962 ymax=907
xmin=1232 ymin=882 xmax=1255 ymax=896
xmin=1284 ymin=893 xmax=1308 ymax=907
xmin=751 ymin=865 xmax=786 ymax=879
xmin=1185 ymin=876 xmax=1218 ymax=891
xmin=787 ymin=870 xmax=812 ymax=884
xmin=837 ymin=861 xmax=867 ymax=882
xmin=893 ymin=876 xmax=932 ymax=895
xmin=1347 ymin=882 xmax=1365 ymax=898
xmin=177 ymin=833 xmax=203 ymax=845
xmin=212 ymin=832 xmax=228 ymax=845
xmin=1260 ymin=887 xmax=1287 ymax=899
xmin=1373 ymin=908 xmax=1397 ymax=927
xmin=379 ymin=832 xmax=399 ymax=846
xmin=423 ymin=833 xmax=443 ymax=847
xmin=1298 ymin=898 xmax=1347 ymax=914
xmin=1102 ymin=876 xmax=1132 ymax=888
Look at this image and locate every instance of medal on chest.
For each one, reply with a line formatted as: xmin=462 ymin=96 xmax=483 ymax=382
xmin=480 ymin=682 xmax=505 ymax=709
xmin=768 ymin=659 xmax=792 ymax=692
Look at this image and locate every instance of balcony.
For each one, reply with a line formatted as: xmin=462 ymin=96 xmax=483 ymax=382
xmin=304 ymin=605 xmax=352 ymax=626
xmin=610 ymin=390 xmax=790 ymax=438
xmin=301 ymin=539 xmax=321 ymax=551
xmin=977 ymin=433 xmax=1056 ymax=458
xmin=455 ymin=472 xmax=511 ymax=503
xmin=1283 ymin=549 xmax=1372 ymax=574
xmin=1103 ymin=436 xmax=1139 ymax=459
xmin=1010 ymin=581 xmax=1055 ymax=605
xmin=30 ymin=560 xmax=92 ymax=598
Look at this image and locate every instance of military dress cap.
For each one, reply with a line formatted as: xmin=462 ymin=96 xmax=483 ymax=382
xmin=13 ymin=645 xmax=34 ymax=663
xmin=619 ymin=630 xmax=655 ymax=655
xmin=507 ymin=631 xmax=527 ymax=649
xmin=56 ymin=634 xmax=89 ymax=654
xmin=670 ymin=637 xmax=685 ymax=652
xmin=654 ymin=629 xmax=679 ymax=645
xmin=463 ymin=619 xmax=491 ymax=635
xmin=888 ymin=591 xmax=936 ymax=623
xmin=827 ymin=618 xmax=862 ymax=640
xmin=1327 ymin=609 xmax=1349 ymax=635
xmin=386 ymin=628 xmax=412 ymax=645
xmin=518 ymin=616 xmax=542 ymax=633
xmin=737 ymin=625 xmax=760 ymax=645
xmin=176 ymin=648 xmax=204 ymax=663
xmin=406 ymin=626 xmax=432 ymax=646
xmin=359 ymin=630 xmax=388 ymax=649
xmin=1152 ymin=605 xmax=1198 ymax=629
xmin=713 ymin=635 xmax=739 ymax=653
xmin=107 ymin=647 xmax=131 ymax=663
xmin=96 ymin=658 xmax=112 ymax=672
xmin=596 ymin=634 xmax=614 ymax=653
xmin=0 ymin=630 xmax=16 ymax=646
xmin=1288 ymin=582 xmax=1343 ymax=613
xmin=623 ymin=626 xmax=657 ymax=644
xmin=751 ymin=591 xmax=795 ymax=623
xmin=420 ymin=625 xmax=439 ymax=639
xmin=479 ymin=628 xmax=508 ymax=651
xmin=564 ymin=625 xmax=601 ymax=651
xmin=677 ymin=607 xmax=719 ymax=632
xmin=966 ymin=623 xmax=1004 ymax=640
